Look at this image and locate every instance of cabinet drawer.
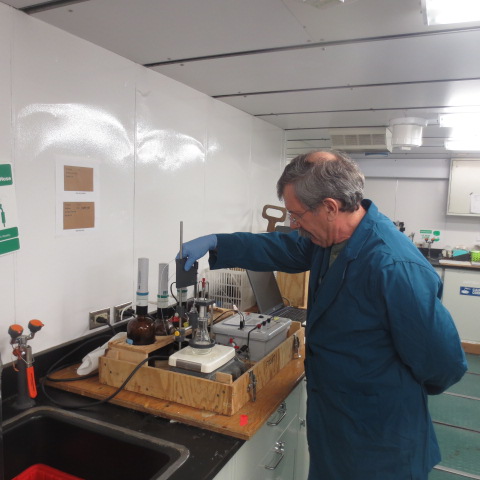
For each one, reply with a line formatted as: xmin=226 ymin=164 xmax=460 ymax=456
xmin=233 ymin=384 xmax=301 ymax=480
xmin=255 ymin=416 xmax=299 ymax=480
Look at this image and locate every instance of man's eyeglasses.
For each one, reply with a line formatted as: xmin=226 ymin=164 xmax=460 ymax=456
xmin=288 ymin=209 xmax=309 ymax=225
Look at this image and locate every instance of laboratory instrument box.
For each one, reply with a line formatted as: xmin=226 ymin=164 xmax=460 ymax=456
xmin=212 ymin=312 xmax=292 ymax=362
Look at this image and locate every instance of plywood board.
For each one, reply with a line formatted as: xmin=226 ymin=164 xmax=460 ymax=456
xmin=45 ymin=338 xmax=305 ymax=440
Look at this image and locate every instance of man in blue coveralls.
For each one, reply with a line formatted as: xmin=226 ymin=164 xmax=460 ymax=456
xmin=181 ymin=150 xmax=467 ymax=480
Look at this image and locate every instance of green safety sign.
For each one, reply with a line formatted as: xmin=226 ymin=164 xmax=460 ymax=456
xmin=419 ymin=229 xmax=441 ymax=241
xmin=0 ymin=164 xmax=13 ymax=186
xmin=0 ymin=163 xmax=20 ymax=255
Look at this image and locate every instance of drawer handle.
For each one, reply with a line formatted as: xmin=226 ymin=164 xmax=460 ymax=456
xmin=267 ymin=402 xmax=287 ymax=426
xmin=264 ymin=441 xmax=285 ymax=470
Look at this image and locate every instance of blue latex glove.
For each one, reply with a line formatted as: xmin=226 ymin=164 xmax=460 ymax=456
xmin=178 ymin=234 xmax=217 ymax=271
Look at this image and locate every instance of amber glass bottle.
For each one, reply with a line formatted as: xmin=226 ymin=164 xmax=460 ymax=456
xmin=127 ymin=305 xmax=155 ymax=345
xmin=127 ymin=257 xmax=155 ymax=345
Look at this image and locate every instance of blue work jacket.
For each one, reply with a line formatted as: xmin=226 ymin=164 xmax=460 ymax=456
xmin=210 ymin=200 xmax=467 ymax=480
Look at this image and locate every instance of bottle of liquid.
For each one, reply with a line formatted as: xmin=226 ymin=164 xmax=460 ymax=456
xmin=127 ymin=258 xmax=155 ymax=345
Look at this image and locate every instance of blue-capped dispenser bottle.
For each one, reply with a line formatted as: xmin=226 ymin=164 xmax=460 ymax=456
xmin=127 ymin=257 xmax=156 ymax=345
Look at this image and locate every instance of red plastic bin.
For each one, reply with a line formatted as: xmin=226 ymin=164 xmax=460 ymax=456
xmin=12 ymin=464 xmax=84 ymax=480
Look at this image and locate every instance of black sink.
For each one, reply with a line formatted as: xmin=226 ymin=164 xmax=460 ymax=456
xmin=2 ymin=406 xmax=189 ymax=480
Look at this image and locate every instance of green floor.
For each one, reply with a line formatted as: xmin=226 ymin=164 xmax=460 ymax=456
xmin=429 ymin=353 xmax=480 ymax=479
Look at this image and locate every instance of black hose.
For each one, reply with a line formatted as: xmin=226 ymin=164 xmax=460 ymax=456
xmin=39 ymin=333 xmax=167 ymax=410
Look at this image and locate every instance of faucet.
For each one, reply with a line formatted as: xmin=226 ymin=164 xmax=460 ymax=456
xmin=8 ymin=320 xmax=44 ymax=410
xmin=424 ymin=237 xmax=436 ymax=259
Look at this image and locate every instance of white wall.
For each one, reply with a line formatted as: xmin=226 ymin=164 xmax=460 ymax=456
xmin=0 ymin=4 xmax=284 ymax=361
xmin=357 ymin=157 xmax=480 ymax=249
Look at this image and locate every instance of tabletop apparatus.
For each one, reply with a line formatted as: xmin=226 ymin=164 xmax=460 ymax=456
xmin=212 ymin=313 xmax=292 ymax=363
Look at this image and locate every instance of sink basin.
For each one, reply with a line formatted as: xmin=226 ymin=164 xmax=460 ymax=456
xmin=2 ymin=406 xmax=189 ymax=480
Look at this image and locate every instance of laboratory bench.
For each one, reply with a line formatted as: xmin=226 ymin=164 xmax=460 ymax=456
xmin=1 ymin=320 xmax=306 ymax=480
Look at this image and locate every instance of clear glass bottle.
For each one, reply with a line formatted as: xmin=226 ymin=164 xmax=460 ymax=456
xmin=155 ymin=307 xmax=175 ymax=336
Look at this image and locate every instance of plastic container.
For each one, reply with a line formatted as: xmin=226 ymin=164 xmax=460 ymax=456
xmin=212 ymin=312 xmax=292 ymax=362
xmin=13 ymin=464 xmax=84 ymax=480
xmin=471 ymin=250 xmax=480 ymax=264
xmin=207 ymin=268 xmax=256 ymax=310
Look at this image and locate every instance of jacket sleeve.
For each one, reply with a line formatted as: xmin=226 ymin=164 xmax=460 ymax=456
xmin=208 ymin=230 xmax=315 ymax=273
xmin=379 ymin=260 xmax=467 ymax=395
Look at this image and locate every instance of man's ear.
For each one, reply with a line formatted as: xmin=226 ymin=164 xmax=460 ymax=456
xmin=323 ymin=198 xmax=340 ymax=220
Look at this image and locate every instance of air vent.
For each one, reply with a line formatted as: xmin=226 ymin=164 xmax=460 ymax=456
xmin=329 ymin=128 xmax=392 ymax=152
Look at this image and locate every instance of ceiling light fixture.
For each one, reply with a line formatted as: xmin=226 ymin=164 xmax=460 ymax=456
xmin=445 ymin=139 xmax=480 ymax=151
xmin=438 ymin=112 xmax=480 ymax=128
xmin=387 ymin=117 xmax=428 ymax=151
xmin=422 ymin=0 xmax=480 ymax=25
xmin=439 ymin=113 xmax=480 ymax=151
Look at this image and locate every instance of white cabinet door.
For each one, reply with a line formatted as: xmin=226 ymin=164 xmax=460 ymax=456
xmin=442 ymin=268 xmax=480 ymax=342
xmin=212 ymin=460 xmax=234 ymax=480
xmin=295 ymin=378 xmax=309 ymax=480
xmin=255 ymin=416 xmax=298 ymax=480
xmin=214 ymin=382 xmax=304 ymax=480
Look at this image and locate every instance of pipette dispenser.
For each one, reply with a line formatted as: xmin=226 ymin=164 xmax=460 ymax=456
xmin=155 ymin=262 xmax=174 ymax=336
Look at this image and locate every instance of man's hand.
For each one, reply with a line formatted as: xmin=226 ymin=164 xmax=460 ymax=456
xmin=177 ymin=234 xmax=218 ymax=271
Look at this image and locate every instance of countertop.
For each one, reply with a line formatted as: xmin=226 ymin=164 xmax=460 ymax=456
xmin=418 ymin=247 xmax=480 ymax=270
xmin=1 ymin=325 xmax=244 ymax=480
xmin=2 ymin=388 xmax=243 ymax=480
xmin=1 ymin=320 xmax=304 ymax=480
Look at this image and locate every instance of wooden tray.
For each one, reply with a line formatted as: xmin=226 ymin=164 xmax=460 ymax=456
xmin=45 ymin=338 xmax=305 ymax=440
xmin=99 ymin=322 xmax=304 ymax=416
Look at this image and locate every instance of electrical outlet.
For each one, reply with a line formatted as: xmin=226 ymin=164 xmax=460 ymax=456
xmin=89 ymin=307 xmax=111 ymax=330
xmin=113 ymin=302 xmax=133 ymax=323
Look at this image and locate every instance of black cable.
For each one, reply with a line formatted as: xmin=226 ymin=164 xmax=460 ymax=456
xmin=170 ymin=281 xmax=178 ymax=303
xmin=38 ymin=332 xmax=168 ymax=410
xmin=44 ymin=334 xmax=112 ymax=382
xmin=212 ymin=309 xmax=237 ymax=323
xmin=44 ymin=361 xmax=99 ymax=382
xmin=246 ymin=324 xmax=260 ymax=359
xmin=41 ymin=354 xmax=168 ymax=410
xmin=95 ymin=317 xmax=116 ymax=335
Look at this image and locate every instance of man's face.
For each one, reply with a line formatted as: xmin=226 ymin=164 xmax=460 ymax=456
xmin=283 ymin=183 xmax=333 ymax=247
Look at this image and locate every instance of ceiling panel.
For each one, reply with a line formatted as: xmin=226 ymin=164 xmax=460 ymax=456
xmin=151 ymin=31 xmax=480 ymax=96
xmin=3 ymin=0 xmax=480 ymax=161
xmin=283 ymin=0 xmax=441 ymax=41
xmin=218 ymin=80 xmax=480 ymax=116
xmin=24 ymin=0 xmax=311 ymax=63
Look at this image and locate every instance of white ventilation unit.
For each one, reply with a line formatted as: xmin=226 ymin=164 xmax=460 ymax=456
xmin=329 ymin=128 xmax=393 ymax=152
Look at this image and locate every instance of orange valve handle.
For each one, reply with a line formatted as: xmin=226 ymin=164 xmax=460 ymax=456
xmin=8 ymin=324 xmax=24 ymax=340
xmin=28 ymin=319 xmax=44 ymax=333
xmin=26 ymin=365 xmax=38 ymax=398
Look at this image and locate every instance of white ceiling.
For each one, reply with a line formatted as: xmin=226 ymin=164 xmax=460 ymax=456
xmin=4 ymin=0 xmax=480 ymax=160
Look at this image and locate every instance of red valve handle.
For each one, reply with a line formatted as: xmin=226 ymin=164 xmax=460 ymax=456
xmin=26 ymin=365 xmax=38 ymax=398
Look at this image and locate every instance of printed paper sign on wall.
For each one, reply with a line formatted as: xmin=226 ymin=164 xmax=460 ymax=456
xmin=55 ymin=158 xmax=100 ymax=235
xmin=0 ymin=163 xmax=20 ymax=255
